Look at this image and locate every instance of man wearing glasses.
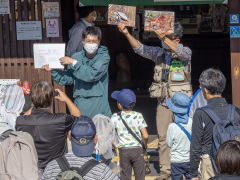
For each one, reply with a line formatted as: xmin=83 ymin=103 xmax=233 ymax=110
xmin=118 ymin=21 xmax=192 ymax=180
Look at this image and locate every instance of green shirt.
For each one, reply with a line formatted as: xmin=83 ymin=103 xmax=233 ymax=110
xmin=110 ymin=111 xmax=147 ymax=148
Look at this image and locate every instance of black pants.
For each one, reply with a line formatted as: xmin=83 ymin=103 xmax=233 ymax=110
xmin=119 ymin=147 xmax=145 ymax=180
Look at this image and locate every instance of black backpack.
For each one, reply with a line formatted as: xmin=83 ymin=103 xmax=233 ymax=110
xmin=55 ymin=157 xmax=99 ymax=180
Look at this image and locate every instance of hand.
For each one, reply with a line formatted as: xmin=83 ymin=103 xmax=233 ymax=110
xmin=59 ymin=57 xmax=74 ymax=65
xmin=118 ymin=23 xmax=129 ymax=36
xmin=42 ymin=64 xmax=52 ymax=71
xmin=155 ymin=29 xmax=166 ymax=41
xmin=54 ymin=89 xmax=69 ymax=102
xmin=191 ymin=177 xmax=199 ymax=180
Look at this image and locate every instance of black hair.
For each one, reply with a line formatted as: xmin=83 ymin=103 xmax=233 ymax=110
xmin=82 ymin=26 xmax=102 ymax=41
xmin=199 ymin=68 xmax=226 ymax=95
xmin=122 ymin=102 xmax=135 ymax=111
xmin=76 ymin=6 xmax=95 ymax=18
xmin=173 ymin=21 xmax=183 ymax=39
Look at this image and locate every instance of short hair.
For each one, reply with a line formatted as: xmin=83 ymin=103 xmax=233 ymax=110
xmin=30 ymin=81 xmax=54 ymax=109
xmin=199 ymin=68 xmax=226 ymax=95
xmin=122 ymin=102 xmax=135 ymax=111
xmin=173 ymin=21 xmax=183 ymax=39
xmin=82 ymin=26 xmax=102 ymax=41
xmin=215 ymin=140 xmax=240 ymax=175
xmin=76 ymin=6 xmax=95 ymax=18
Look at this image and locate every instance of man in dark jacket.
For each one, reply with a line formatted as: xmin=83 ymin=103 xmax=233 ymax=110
xmin=190 ymin=68 xmax=240 ymax=180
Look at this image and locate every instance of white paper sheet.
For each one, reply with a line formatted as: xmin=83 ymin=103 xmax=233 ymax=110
xmin=33 ymin=43 xmax=65 ymax=69
xmin=16 ymin=21 xmax=42 ymax=40
xmin=0 ymin=0 xmax=10 ymax=14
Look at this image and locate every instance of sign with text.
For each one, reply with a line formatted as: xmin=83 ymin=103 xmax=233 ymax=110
xmin=46 ymin=18 xmax=59 ymax=37
xmin=43 ymin=2 xmax=59 ymax=18
xmin=16 ymin=21 xmax=42 ymax=40
xmin=0 ymin=0 xmax=10 ymax=14
xmin=230 ymin=14 xmax=239 ymax=24
xmin=33 ymin=43 xmax=65 ymax=69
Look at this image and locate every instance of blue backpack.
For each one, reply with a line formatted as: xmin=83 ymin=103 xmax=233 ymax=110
xmin=201 ymin=104 xmax=240 ymax=174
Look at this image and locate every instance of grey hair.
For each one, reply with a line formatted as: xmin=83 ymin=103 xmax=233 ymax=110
xmin=82 ymin=26 xmax=102 ymax=41
xmin=173 ymin=21 xmax=183 ymax=39
xmin=199 ymin=68 xmax=226 ymax=95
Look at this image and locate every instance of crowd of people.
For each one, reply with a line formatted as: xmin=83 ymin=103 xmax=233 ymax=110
xmin=0 ymin=5 xmax=240 ymax=180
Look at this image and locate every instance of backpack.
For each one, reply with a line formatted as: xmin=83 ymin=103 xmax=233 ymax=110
xmin=55 ymin=157 xmax=99 ymax=180
xmin=0 ymin=130 xmax=39 ymax=180
xmin=201 ymin=104 xmax=240 ymax=174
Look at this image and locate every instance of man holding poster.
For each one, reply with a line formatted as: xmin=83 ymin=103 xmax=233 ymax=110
xmin=42 ymin=26 xmax=112 ymax=119
xmin=118 ymin=21 xmax=192 ymax=180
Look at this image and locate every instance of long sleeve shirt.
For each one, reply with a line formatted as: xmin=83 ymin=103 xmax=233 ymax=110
xmin=190 ymin=97 xmax=240 ymax=177
xmin=133 ymin=42 xmax=192 ymax=106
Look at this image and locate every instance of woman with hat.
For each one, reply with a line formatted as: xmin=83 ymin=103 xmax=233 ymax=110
xmin=166 ymin=92 xmax=192 ymax=180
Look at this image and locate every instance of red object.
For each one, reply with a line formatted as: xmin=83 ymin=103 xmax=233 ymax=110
xmin=18 ymin=81 xmax=30 ymax=95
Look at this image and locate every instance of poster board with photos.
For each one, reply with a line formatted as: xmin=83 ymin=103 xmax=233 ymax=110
xmin=108 ymin=4 xmax=136 ymax=27
xmin=144 ymin=10 xmax=175 ymax=33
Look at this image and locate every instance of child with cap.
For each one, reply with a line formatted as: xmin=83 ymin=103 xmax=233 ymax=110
xmin=110 ymin=89 xmax=149 ymax=180
xmin=166 ymin=92 xmax=192 ymax=180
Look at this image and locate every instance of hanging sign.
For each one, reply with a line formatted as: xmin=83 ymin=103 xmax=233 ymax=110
xmin=46 ymin=18 xmax=59 ymax=37
xmin=0 ymin=0 xmax=10 ymax=14
xmin=230 ymin=26 xmax=240 ymax=39
xmin=230 ymin=14 xmax=239 ymax=24
xmin=16 ymin=21 xmax=42 ymax=40
xmin=43 ymin=2 xmax=59 ymax=18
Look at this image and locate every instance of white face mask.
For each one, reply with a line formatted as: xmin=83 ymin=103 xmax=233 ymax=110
xmin=84 ymin=43 xmax=99 ymax=54
xmin=93 ymin=16 xmax=97 ymax=21
xmin=161 ymin=41 xmax=170 ymax=50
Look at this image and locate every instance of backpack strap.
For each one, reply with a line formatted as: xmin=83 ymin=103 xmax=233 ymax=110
xmin=201 ymin=107 xmax=222 ymax=124
xmin=56 ymin=156 xmax=70 ymax=172
xmin=175 ymin=123 xmax=191 ymax=141
xmin=78 ymin=159 xmax=99 ymax=177
xmin=227 ymin=104 xmax=235 ymax=121
xmin=0 ymin=130 xmax=13 ymax=142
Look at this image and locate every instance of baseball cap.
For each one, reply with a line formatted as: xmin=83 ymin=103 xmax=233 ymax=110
xmin=71 ymin=115 xmax=96 ymax=157
xmin=111 ymin=89 xmax=136 ymax=108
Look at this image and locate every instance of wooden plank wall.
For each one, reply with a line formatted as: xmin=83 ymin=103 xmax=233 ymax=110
xmin=0 ymin=0 xmax=66 ymax=113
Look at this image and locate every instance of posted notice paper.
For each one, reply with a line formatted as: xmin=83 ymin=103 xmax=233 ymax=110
xmin=33 ymin=43 xmax=65 ymax=69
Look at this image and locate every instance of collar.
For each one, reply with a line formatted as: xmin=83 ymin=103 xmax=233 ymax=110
xmin=81 ymin=18 xmax=94 ymax=27
xmin=31 ymin=108 xmax=51 ymax=115
xmin=207 ymin=97 xmax=227 ymax=105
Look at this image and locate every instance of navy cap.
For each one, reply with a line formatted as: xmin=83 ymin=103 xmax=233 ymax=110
xmin=71 ymin=116 xmax=96 ymax=157
xmin=111 ymin=89 xmax=136 ymax=108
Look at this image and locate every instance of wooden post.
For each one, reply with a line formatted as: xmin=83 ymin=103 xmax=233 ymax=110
xmin=229 ymin=0 xmax=240 ymax=108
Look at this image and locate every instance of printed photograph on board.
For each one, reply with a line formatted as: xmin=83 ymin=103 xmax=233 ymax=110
xmin=108 ymin=4 xmax=136 ymax=27
xmin=144 ymin=10 xmax=175 ymax=33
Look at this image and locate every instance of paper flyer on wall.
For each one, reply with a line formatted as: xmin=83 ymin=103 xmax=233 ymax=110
xmin=144 ymin=10 xmax=174 ymax=33
xmin=33 ymin=43 xmax=65 ymax=69
xmin=46 ymin=18 xmax=59 ymax=37
xmin=43 ymin=2 xmax=60 ymax=18
xmin=0 ymin=0 xmax=10 ymax=14
xmin=108 ymin=4 xmax=136 ymax=27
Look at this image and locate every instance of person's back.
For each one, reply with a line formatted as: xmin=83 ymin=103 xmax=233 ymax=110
xmin=110 ymin=89 xmax=148 ymax=180
xmin=15 ymin=81 xmax=81 ymax=169
xmin=42 ymin=115 xmax=118 ymax=180
xmin=166 ymin=92 xmax=192 ymax=180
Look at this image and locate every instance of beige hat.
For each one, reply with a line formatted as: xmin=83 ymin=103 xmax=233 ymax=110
xmin=0 ymin=115 xmax=12 ymax=134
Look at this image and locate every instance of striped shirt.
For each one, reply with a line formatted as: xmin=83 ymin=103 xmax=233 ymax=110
xmin=41 ymin=151 xmax=118 ymax=180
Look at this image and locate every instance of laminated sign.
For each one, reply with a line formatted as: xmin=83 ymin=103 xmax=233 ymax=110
xmin=46 ymin=18 xmax=59 ymax=37
xmin=0 ymin=0 xmax=10 ymax=14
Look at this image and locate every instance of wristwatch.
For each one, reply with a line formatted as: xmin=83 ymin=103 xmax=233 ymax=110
xmin=72 ymin=60 xmax=77 ymax=66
